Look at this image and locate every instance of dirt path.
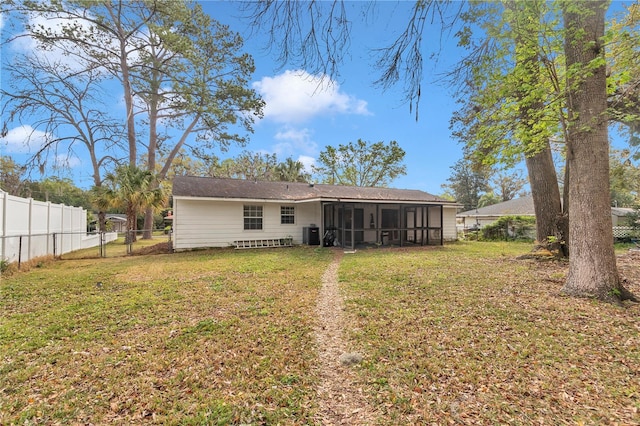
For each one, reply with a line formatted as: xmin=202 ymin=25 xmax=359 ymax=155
xmin=314 ymin=251 xmax=378 ymax=425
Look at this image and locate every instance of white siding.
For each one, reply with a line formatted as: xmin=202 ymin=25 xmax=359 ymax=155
xmin=173 ymin=198 xmax=321 ymax=249
xmin=442 ymin=206 xmax=458 ymax=241
xmin=173 ymin=196 xmax=458 ymax=250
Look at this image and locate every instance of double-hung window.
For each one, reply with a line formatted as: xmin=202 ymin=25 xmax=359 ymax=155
xmin=243 ymin=205 xmax=263 ymax=230
xmin=281 ymin=206 xmax=295 ymax=224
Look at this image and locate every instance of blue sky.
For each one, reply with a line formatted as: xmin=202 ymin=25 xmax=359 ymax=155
xmin=0 ymin=1 xmax=634 ymax=195
xmin=207 ymin=1 xmax=467 ymax=195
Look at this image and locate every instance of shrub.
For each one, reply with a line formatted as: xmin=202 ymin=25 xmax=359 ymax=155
xmin=624 ymin=206 xmax=640 ymax=229
xmin=0 ymin=259 xmax=9 ymax=274
xmin=481 ymin=215 xmax=536 ymax=241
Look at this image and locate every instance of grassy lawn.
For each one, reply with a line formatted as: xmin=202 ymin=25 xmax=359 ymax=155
xmin=341 ymin=241 xmax=640 ymax=424
xmin=1 ymin=242 xmax=639 ymax=424
xmin=61 ymin=235 xmax=172 ymax=260
xmin=1 ymin=247 xmax=332 ymax=425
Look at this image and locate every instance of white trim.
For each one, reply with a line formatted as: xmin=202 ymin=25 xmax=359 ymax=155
xmin=173 ymin=194 xmax=459 ymax=206
xmin=457 ymin=213 xmax=535 ymax=218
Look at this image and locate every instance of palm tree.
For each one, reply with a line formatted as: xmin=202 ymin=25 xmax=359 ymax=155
xmin=276 ymin=157 xmax=310 ymax=183
xmin=91 ymin=165 xmax=168 ymax=242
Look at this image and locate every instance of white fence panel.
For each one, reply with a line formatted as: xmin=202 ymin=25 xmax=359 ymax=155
xmin=2 ymin=194 xmax=31 ymax=263
xmin=60 ymin=205 xmax=72 ymax=254
xmin=30 ymin=199 xmax=50 ymax=260
xmin=81 ymin=232 xmax=118 ymax=249
xmin=0 ymin=192 xmax=4 ymax=236
xmin=0 ymin=191 xmax=100 ymax=265
xmin=7 ymin=195 xmax=31 ymax=235
xmin=70 ymin=206 xmax=85 ymax=252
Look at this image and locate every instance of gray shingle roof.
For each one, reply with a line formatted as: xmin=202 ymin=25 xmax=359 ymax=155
xmin=458 ymin=197 xmax=638 ymax=218
xmin=611 ymin=207 xmax=636 ymax=217
xmin=172 ymin=176 xmax=455 ymax=204
xmin=457 ymin=196 xmax=535 ymax=216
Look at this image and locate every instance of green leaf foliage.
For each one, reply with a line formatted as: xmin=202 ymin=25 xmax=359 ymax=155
xmin=5 ymin=0 xmax=264 ymax=186
xmin=607 ymin=2 xmax=640 ymax=155
xmin=91 ymin=165 xmax=168 ymax=239
xmin=313 ymin=139 xmax=407 ymax=187
xmin=609 ymin=149 xmax=640 ymax=207
xmin=441 ymin=156 xmax=491 ymax=211
xmin=480 ymin=215 xmax=536 ymax=241
xmin=450 ymin=1 xmax=565 ymax=168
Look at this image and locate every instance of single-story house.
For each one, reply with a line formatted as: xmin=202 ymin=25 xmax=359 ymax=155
xmin=457 ymin=197 xmax=536 ymax=230
xmin=611 ymin=207 xmax=638 ymax=226
xmin=457 ymin=195 xmax=637 ymax=229
xmin=89 ymin=213 xmax=128 ymax=232
xmin=105 ymin=214 xmax=128 ymax=232
xmin=172 ymin=176 xmax=460 ymax=250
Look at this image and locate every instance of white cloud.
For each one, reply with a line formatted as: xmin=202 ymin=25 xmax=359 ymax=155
xmin=9 ymin=10 xmax=136 ymax=73
xmin=1 ymin=125 xmax=50 ymax=154
xmin=297 ymin=155 xmax=316 ymax=174
xmin=54 ymin=154 xmax=81 ymax=170
xmin=253 ymin=70 xmax=372 ymax=124
xmin=11 ymin=14 xmax=77 ymax=60
xmin=273 ymin=126 xmax=318 ymax=157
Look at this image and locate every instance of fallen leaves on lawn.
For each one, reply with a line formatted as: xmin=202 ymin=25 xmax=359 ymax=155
xmin=340 ymin=242 xmax=640 ymax=425
xmin=2 ymin=243 xmax=639 ymax=425
xmin=1 ymin=247 xmax=331 ymax=425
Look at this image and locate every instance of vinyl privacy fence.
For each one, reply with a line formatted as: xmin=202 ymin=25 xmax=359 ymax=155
xmin=0 ymin=191 xmax=116 ymax=265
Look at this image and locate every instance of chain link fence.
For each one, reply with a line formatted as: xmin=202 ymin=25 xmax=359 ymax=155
xmin=2 ymin=229 xmax=172 ymax=269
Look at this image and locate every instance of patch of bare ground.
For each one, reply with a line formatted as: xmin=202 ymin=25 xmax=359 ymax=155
xmin=617 ymin=249 xmax=640 ymax=298
xmin=132 ymin=241 xmax=172 ymax=255
xmin=522 ymin=249 xmax=640 ymax=298
xmin=314 ymin=250 xmax=379 ymax=425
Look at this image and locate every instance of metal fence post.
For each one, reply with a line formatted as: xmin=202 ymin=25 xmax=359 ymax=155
xmin=53 ymin=232 xmax=57 ymax=257
xmin=18 ymin=235 xmax=22 ymax=270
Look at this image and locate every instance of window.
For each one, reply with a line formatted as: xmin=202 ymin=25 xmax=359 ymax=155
xmin=244 ymin=205 xmax=263 ymax=230
xmin=281 ymin=206 xmax=295 ymax=224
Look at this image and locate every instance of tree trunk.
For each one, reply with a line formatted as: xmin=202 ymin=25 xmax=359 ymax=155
xmin=127 ymin=204 xmax=137 ymax=244
xmin=561 ymin=1 xmax=635 ymax=302
xmin=98 ymin=211 xmax=107 ymax=233
xmin=142 ymin=63 xmax=161 ymax=240
xmin=524 ymin=145 xmax=565 ymax=254
xmin=509 ymin=1 xmax=567 ymax=257
xmin=115 ymin=23 xmax=137 ymax=166
xmin=143 ymin=207 xmax=154 ymax=239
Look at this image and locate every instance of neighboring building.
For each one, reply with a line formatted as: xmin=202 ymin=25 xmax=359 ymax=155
xmin=611 ymin=207 xmax=637 ymax=226
xmin=89 ymin=214 xmax=127 ymax=233
xmin=457 ymin=195 xmax=636 ymax=229
xmin=457 ymin=197 xmax=536 ymax=230
xmin=172 ymin=176 xmax=460 ymax=250
xmin=105 ymin=214 xmax=128 ymax=233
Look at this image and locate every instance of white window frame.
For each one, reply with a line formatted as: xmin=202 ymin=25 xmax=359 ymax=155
xmin=280 ymin=206 xmax=295 ymax=225
xmin=243 ymin=205 xmax=263 ymax=230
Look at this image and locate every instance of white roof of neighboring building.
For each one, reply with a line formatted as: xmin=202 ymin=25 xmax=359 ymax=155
xmin=458 ymin=196 xmax=637 ymax=218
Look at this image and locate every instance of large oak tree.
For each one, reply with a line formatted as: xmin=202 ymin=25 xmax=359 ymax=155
xmin=245 ymin=0 xmax=636 ymax=302
xmin=4 ymin=0 xmax=264 ymax=236
xmin=449 ymin=1 xmax=568 ymax=255
xmin=560 ymin=1 xmax=634 ymax=301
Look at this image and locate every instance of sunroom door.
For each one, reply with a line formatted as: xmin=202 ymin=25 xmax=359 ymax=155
xmin=343 ymin=205 xmax=354 ymax=250
xmin=381 ymin=208 xmax=399 ymax=244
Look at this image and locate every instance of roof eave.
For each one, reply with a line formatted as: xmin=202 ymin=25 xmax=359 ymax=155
xmin=174 ymin=194 xmax=459 ymax=205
